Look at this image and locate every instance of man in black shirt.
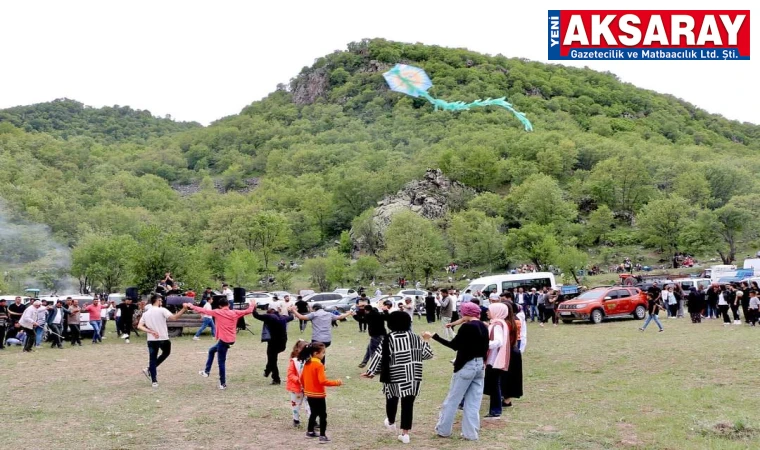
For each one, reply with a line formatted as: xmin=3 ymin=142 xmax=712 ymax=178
xmin=252 ymin=307 xmax=294 ymax=385
xmin=647 ymin=282 xmax=662 ymax=305
xmin=424 ymin=292 xmax=437 ymax=323
xmin=8 ymin=297 xmax=25 ymax=327
xmin=0 ymin=298 xmax=8 ymax=349
xmin=294 ymin=296 xmax=310 ymax=333
xmin=200 ymin=288 xmax=213 ymax=307
xmin=117 ymin=298 xmax=139 ymax=343
xmin=358 ymin=300 xmax=391 ymax=368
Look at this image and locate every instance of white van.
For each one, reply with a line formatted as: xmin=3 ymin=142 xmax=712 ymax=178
xmin=743 ymin=259 xmax=760 ymax=276
xmin=464 ymin=272 xmax=558 ymax=297
xmin=707 ymin=265 xmax=737 ymax=283
xmin=672 ymin=278 xmax=711 ymax=292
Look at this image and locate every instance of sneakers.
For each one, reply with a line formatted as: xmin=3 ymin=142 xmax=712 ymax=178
xmin=199 ymin=370 xmax=209 ymax=378
xmin=398 ymin=434 xmax=410 ymax=444
xmin=484 ymin=414 xmax=501 ymax=420
xmin=121 ymin=334 xmax=129 ymax=339
xmin=218 ymin=384 xmax=227 ymax=390
xmin=319 ymin=436 xmax=330 ymax=444
xmin=125 ymin=339 xmax=130 ymax=344
xmin=142 ymin=368 xmax=150 ymax=381
xmin=193 ymin=336 xmax=200 ymax=341
xmin=293 ymin=420 xmax=301 ymax=427
xmin=263 ymin=369 xmax=271 ymax=378
xmin=659 ymin=329 xmax=664 ymax=332
xmin=305 ymin=432 xmax=318 ymax=438
xmin=384 ymin=418 xmax=397 ymax=432
xmin=358 ymin=363 xmax=366 ymax=368
xmin=270 ymin=380 xmax=281 ymax=385
xmin=734 ymin=320 xmax=742 ymax=325
xmin=152 ymin=382 xmax=158 ymax=388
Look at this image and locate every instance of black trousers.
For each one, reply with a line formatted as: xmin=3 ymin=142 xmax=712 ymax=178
xmin=22 ymin=327 xmax=35 ymax=352
xmin=749 ymin=309 xmax=759 ymax=325
xmin=265 ymin=341 xmax=286 ymax=383
xmin=299 ymin=320 xmax=308 ymax=332
xmin=307 ymin=397 xmax=327 ymax=436
xmin=358 ymin=317 xmax=367 ymax=332
xmin=537 ymin=305 xmax=546 ymax=323
xmin=719 ymin=305 xmax=731 ymax=323
xmin=49 ymin=323 xmax=63 ymax=347
xmin=426 ymin=309 xmax=436 ymax=323
xmin=386 ymin=395 xmax=415 ymax=430
xmin=120 ymin=318 xmax=139 ymax=337
xmin=545 ymin=308 xmax=557 ymax=324
xmin=668 ymin=303 xmax=678 ymax=318
xmin=68 ymin=324 xmax=81 ymax=345
xmin=147 ymin=340 xmax=172 ymax=383
xmin=690 ymin=312 xmax=702 ymax=323
xmin=730 ymin=303 xmax=741 ymax=321
xmin=742 ymin=304 xmax=750 ymax=323
xmin=0 ymin=325 xmax=5 ymax=349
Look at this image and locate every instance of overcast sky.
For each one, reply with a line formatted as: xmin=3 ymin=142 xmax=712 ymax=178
xmin=0 ymin=0 xmax=756 ymax=125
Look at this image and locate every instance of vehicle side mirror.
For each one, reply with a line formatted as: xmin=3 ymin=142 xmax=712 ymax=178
xmin=604 ymin=296 xmax=612 ymax=300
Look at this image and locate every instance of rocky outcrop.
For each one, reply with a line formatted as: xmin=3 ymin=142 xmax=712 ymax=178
xmin=171 ymin=178 xmax=259 ymax=196
xmin=351 ymin=169 xmax=475 ymax=251
xmin=291 ymin=68 xmax=329 ymax=106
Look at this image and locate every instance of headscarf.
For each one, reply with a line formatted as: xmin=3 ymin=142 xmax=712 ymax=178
xmin=460 ymin=301 xmax=481 ymax=318
xmin=380 ymin=311 xmax=411 ymax=383
xmin=487 ymin=303 xmax=510 ymax=370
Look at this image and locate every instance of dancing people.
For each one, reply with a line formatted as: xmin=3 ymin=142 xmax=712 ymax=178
xmin=187 ymin=298 xmax=254 ymax=390
xmin=299 ymin=342 xmax=343 ymax=443
xmin=363 ymin=311 xmax=433 ymax=444
xmin=253 ymin=306 xmax=293 ymax=385
xmin=137 ymin=294 xmax=188 ymax=387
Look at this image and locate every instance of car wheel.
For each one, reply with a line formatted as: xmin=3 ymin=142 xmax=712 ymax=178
xmin=562 ymin=320 xmax=573 ymax=324
xmin=167 ymin=327 xmax=182 ymax=338
xmin=590 ymin=309 xmax=604 ymax=324
xmin=634 ymin=305 xmax=647 ymax=320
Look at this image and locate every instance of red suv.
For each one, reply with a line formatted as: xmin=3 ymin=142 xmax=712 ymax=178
xmin=557 ymin=287 xmax=648 ymax=324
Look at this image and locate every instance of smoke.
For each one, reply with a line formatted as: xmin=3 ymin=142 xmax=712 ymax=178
xmin=0 ymin=200 xmax=77 ymax=295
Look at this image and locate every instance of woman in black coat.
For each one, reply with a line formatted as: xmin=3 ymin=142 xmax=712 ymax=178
xmin=687 ymin=287 xmax=704 ymax=323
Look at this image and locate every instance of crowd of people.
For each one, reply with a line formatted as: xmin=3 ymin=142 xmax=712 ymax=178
xmin=639 ymin=280 xmax=760 ymax=332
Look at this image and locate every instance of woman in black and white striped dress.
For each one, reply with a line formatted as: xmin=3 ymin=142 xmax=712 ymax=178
xmin=363 ymin=311 xmax=434 ymax=445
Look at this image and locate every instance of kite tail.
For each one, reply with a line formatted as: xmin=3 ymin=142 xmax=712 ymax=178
xmin=419 ymin=93 xmax=533 ymax=131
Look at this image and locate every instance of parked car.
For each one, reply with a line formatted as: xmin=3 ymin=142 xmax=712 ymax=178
xmin=672 ymin=277 xmax=711 ymax=292
xmin=303 ymin=292 xmax=345 ymax=310
xmin=245 ymin=292 xmax=276 ymax=310
xmin=370 ymin=295 xmax=404 ymax=311
xmin=270 ymin=291 xmax=294 ymax=299
xmin=556 ymin=286 xmax=648 ymax=324
xmin=333 ymin=288 xmax=358 ymax=300
xmin=324 ymin=296 xmax=355 ymax=313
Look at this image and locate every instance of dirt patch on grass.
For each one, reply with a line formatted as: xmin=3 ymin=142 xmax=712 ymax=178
xmin=617 ymin=422 xmax=643 ymax=447
xmin=702 ymin=421 xmax=760 ymax=441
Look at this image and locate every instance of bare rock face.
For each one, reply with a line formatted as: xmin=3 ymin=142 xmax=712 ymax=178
xmin=291 ymin=68 xmax=329 ymax=106
xmin=171 ymin=178 xmax=259 ymax=196
xmin=352 ymin=169 xmax=475 ymax=250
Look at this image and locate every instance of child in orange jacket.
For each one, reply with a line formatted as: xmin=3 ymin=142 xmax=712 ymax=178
xmin=286 ymin=340 xmax=310 ymax=427
xmin=298 ymin=342 xmax=342 ymax=443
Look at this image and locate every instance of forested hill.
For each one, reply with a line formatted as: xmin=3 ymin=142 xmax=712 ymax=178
xmin=0 ymin=98 xmax=200 ymax=143
xmin=2 ymin=38 xmax=760 ymax=295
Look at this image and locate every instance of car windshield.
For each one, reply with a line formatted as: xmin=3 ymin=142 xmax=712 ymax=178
xmin=574 ymin=289 xmax=606 ymax=300
xmin=466 ymin=284 xmax=485 ymax=293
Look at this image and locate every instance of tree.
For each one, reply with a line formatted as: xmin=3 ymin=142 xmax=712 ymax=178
xmin=305 ymin=257 xmax=330 ymax=292
xmin=326 ymin=249 xmax=351 ymax=288
xmin=71 ymin=234 xmax=136 ymax=294
xmin=504 ymin=224 xmax=559 ymax=270
xmin=508 ymin=174 xmax=577 ymax=226
xmin=636 ymin=196 xmax=692 ymax=267
xmin=682 ymin=205 xmax=752 ymax=264
xmin=351 ymin=209 xmax=382 ymax=255
xmin=383 ymin=211 xmax=447 ymax=285
xmin=249 ymin=211 xmax=290 ymax=274
xmin=223 ymin=249 xmax=261 ymax=288
xmin=583 ymin=205 xmax=614 ymax=246
xmin=128 ymin=226 xmax=185 ymax=294
xmin=587 ymin=156 xmax=653 ymax=221
xmin=556 ymin=246 xmax=588 ymax=284
xmin=449 ymin=210 xmax=504 ymax=270
xmin=356 ymin=255 xmax=381 ymax=281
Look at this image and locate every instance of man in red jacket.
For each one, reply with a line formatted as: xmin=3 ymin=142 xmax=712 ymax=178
xmin=187 ymin=298 xmax=254 ymax=390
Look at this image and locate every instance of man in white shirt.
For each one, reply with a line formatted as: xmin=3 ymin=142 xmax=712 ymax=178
xmin=222 ymin=284 xmax=234 ymax=310
xmin=138 ymin=294 xmax=189 ymax=387
xmin=47 ymin=301 xmax=66 ymax=349
xmin=193 ymin=296 xmax=216 ymax=340
xmin=19 ymin=301 xmax=40 ymax=353
xmin=278 ymin=295 xmax=293 ymax=316
xmin=374 ymin=288 xmax=382 ymax=298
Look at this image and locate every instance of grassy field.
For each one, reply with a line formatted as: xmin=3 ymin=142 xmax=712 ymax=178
xmin=2 ymin=314 xmax=760 ymax=450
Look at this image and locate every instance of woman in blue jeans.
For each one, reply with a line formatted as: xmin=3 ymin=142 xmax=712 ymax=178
xmin=426 ymin=301 xmax=490 ymax=440
xmin=639 ymin=293 xmax=664 ymax=332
